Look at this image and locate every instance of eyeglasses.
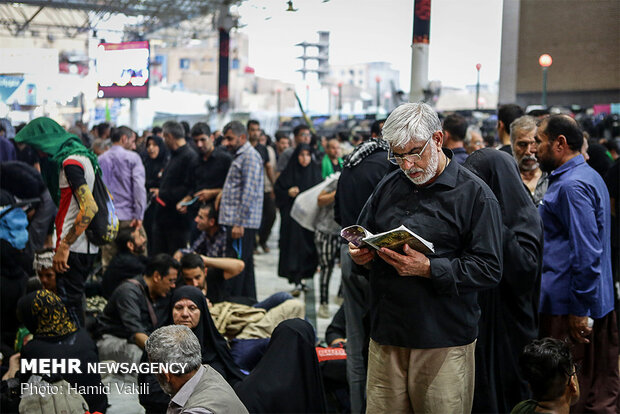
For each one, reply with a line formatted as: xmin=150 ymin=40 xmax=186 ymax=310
xmin=388 ymin=136 xmax=433 ymax=165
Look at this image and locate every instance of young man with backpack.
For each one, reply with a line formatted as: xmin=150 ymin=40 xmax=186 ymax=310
xmin=15 ymin=117 xmax=118 ymax=327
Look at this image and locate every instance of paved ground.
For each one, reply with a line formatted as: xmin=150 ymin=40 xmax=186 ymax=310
xmin=254 ymin=214 xmax=342 ymax=341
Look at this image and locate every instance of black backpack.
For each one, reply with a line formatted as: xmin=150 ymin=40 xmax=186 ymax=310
xmin=83 ymin=172 xmax=119 ymax=246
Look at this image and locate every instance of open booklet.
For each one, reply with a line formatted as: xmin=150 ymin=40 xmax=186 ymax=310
xmin=340 ymin=224 xmax=435 ymax=255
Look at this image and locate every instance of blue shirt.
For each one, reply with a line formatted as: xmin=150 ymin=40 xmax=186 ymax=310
xmin=450 ymin=147 xmax=469 ymax=165
xmin=538 ymin=155 xmax=613 ymax=318
xmin=0 ymin=137 xmax=16 ymax=162
xmin=218 ymin=142 xmax=264 ymax=229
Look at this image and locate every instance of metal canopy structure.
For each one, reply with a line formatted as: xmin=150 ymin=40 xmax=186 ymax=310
xmin=0 ymin=0 xmax=235 ymax=39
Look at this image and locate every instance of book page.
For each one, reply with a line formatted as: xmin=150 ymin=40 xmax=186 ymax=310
xmin=363 ymin=225 xmax=434 ymax=254
xmin=340 ymin=225 xmax=373 ymax=247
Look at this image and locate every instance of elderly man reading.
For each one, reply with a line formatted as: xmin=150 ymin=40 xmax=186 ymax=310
xmin=349 ymin=102 xmax=503 ymax=413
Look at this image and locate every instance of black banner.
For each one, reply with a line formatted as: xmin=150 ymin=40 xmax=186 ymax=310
xmin=413 ymin=0 xmax=431 ymax=44
xmin=218 ymin=28 xmax=230 ymax=113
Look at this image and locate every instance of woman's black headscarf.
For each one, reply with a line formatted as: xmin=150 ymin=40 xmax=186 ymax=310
xmin=143 ymin=135 xmax=169 ymax=190
xmin=17 ymin=290 xmax=78 ymax=339
xmin=234 ymin=318 xmax=328 ymax=413
xmin=274 ymin=143 xmax=322 ymax=210
xmin=170 ymin=286 xmax=245 ymax=385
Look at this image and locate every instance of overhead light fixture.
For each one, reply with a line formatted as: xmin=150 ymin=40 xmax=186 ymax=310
xmin=286 ymin=1 xmax=297 ymax=12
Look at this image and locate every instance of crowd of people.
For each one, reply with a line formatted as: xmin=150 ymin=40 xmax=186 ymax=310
xmin=0 ymin=101 xmax=618 ymax=413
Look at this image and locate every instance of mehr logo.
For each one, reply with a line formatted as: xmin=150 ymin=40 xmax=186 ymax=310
xmin=21 ymin=358 xmax=82 ymax=374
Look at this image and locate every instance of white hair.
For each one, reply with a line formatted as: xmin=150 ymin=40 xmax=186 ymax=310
xmin=382 ymin=102 xmax=442 ymax=148
xmin=464 ymin=125 xmax=482 ymax=146
xmin=145 ymin=325 xmax=201 ymax=375
xmin=510 ymin=115 xmax=537 ymax=145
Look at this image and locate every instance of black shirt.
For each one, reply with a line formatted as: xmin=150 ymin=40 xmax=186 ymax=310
xmin=332 ymin=161 xmax=342 ymax=173
xmin=98 ymin=276 xmax=170 ymax=339
xmin=334 ymin=149 xmax=393 ymax=229
xmin=254 ymin=144 xmax=269 ymax=165
xmin=357 ymin=151 xmax=503 ymax=348
xmin=205 ymin=267 xmax=227 ymax=304
xmin=157 ymin=144 xmax=199 ymax=224
xmin=205 ymin=267 xmax=255 ymax=306
xmin=499 ymin=144 xmax=513 ymax=155
xmin=450 ymin=147 xmax=469 ymax=165
xmin=193 ymin=147 xmax=233 ymax=193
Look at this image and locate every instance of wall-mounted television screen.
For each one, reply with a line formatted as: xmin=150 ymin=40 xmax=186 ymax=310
xmin=96 ymin=41 xmax=149 ymax=99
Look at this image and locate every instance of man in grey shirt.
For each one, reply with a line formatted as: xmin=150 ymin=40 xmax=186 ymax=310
xmin=146 ymin=325 xmax=248 ymax=414
xmin=510 ymin=115 xmax=548 ymax=205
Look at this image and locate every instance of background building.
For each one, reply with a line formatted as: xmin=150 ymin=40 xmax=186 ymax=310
xmin=328 ymin=61 xmax=400 ymax=113
xmin=499 ymin=0 xmax=620 ymax=107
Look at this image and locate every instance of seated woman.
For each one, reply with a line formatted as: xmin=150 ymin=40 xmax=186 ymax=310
xmin=16 ymin=290 xmax=108 ymax=413
xmin=234 ymin=318 xmax=327 ymax=413
xmin=171 ymin=286 xmax=247 ymax=384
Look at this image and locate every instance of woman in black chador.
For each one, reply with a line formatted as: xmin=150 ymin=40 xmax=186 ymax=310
xmin=464 ymin=148 xmax=544 ymax=413
xmin=142 ymin=135 xmax=169 ymax=253
xmin=274 ymin=144 xmax=322 ymax=294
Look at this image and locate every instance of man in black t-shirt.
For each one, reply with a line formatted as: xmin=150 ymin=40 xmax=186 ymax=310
xmin=153 ymin=121 xmax=199 ymax=255
xmin=102 ymin=225 xmax=148 ymax=298
xmin=97 ymin=254 xmax=179 ymax=365
xmin=177 ymin=123 xmax=232 ymax=214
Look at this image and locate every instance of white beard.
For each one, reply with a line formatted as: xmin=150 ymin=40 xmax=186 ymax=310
xmin=156 ymin=374 xmax=175 ymax=395
xmin=405 ymin=147 xmax=439 ymax=186
xmin=519 ymin=155 xmax=539 ymax=172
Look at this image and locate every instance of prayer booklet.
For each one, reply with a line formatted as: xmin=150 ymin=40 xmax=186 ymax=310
xmin=340 ymin=224 xmax=435 ymax=255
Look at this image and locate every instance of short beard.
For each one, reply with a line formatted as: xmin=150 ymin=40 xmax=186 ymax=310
xmin=519 ymin=155 xmax=539 ymax=172
xmin=404 ymin=148 xmax=439 ymax=186
xmin=156 ymin=374 xmax=175 ymax=396
xmin=538 ymin=157 xmax=557 ymax=173
xmin=133 ymin=243 xmax=146 ymax=256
